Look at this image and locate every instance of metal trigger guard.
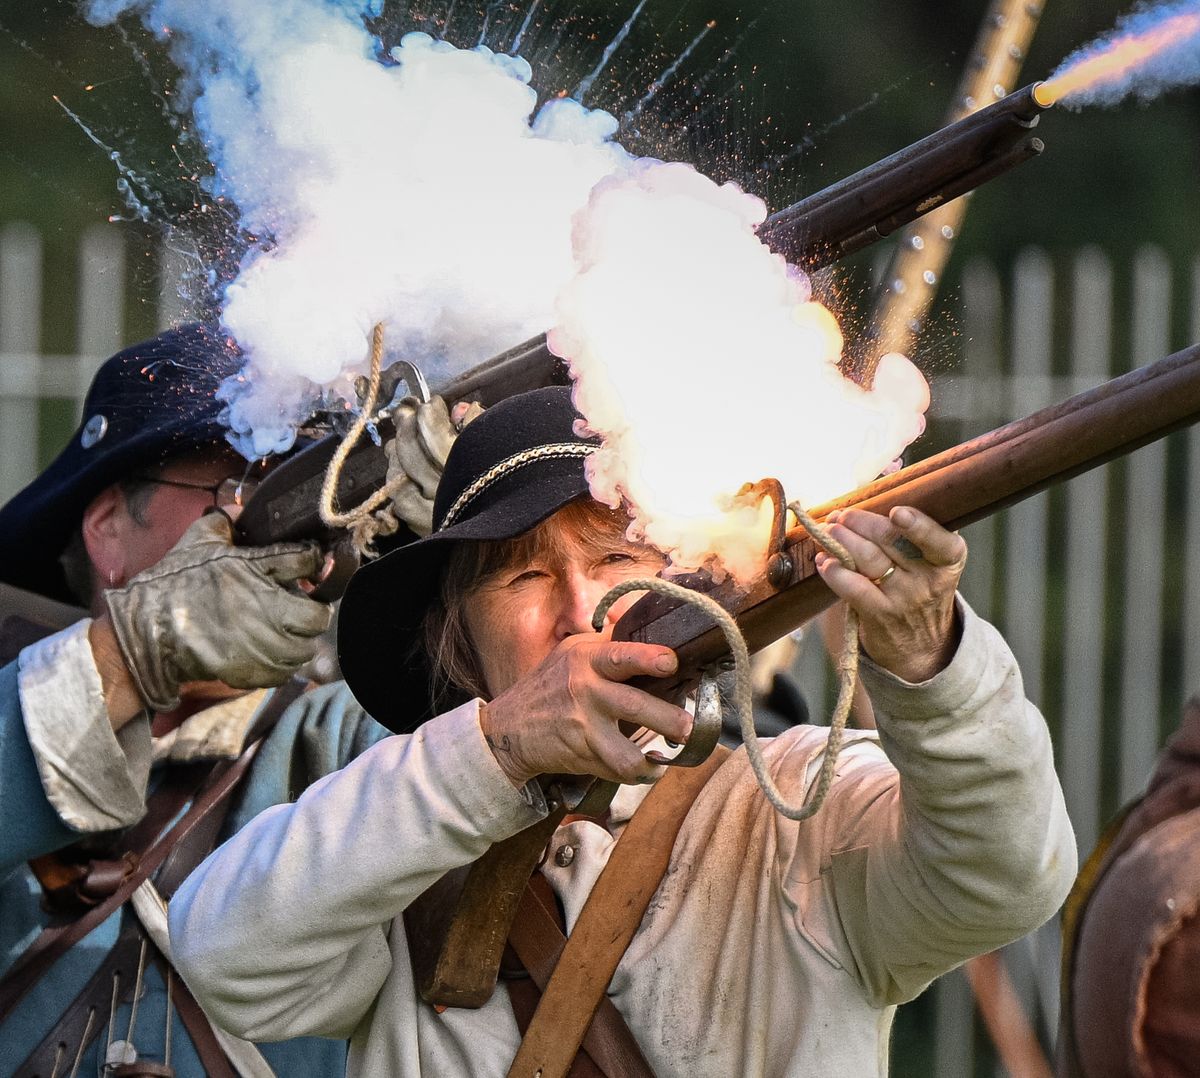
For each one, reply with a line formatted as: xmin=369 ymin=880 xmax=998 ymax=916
xmin=645 ymin=665 xmax=725 ymax=768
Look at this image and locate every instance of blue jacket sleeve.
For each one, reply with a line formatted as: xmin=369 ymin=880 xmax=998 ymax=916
xmin=224 ymin=680 xmax=391 ymax=837
xmin=0 ymin=661 xmax=81 ymax=878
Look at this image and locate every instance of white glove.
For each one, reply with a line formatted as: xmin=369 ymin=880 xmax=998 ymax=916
xmin=385 ymin=395 xmax=483 ymax=536
xmin=104 ymin=514 xmax=333 ymax=712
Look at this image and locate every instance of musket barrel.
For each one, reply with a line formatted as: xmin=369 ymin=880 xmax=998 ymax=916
xmin=615 ymin=342 xmax=1200 ymax=687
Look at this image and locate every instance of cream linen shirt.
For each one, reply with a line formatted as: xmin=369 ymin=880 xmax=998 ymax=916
xmin=170 ymin=601 xmax=1076 ymax=1077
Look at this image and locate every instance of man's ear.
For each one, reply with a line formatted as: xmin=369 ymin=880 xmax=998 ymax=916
xmin=81 ymin=485 xmax=131 ymax=594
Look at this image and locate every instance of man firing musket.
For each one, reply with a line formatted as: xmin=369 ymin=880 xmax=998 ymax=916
xmin=0 ymin=325 xmax=414 ymax=1077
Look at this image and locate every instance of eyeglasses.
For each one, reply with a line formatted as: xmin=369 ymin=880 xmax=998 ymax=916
xmin=132 ymin=474 xmax=261 ymax=509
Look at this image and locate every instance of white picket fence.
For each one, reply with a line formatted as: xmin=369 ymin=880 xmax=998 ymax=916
xmin=796 ymin=245 xmax=1200 ymax=1074
xmin=3 ymin=222 xmax=1199 ymax=1074
xmin=0 ymin=221 xmax=193 ymax=503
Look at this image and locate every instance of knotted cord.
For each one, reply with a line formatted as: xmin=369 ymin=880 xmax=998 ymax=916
xmin=592 ymin=507 xmax=860 ymax=822
xmin=318 ymin=322 xmax=414 ymax=555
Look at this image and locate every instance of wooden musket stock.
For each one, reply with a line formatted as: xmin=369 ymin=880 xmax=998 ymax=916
xmin=614 ymin=342 xmax=1200 ymax=691
xmin=412 ymin=341 xmax=1200 ymax=1008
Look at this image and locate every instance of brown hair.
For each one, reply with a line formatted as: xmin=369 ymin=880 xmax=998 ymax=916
xmin=421 ymin=498 xmax=652 ymax=708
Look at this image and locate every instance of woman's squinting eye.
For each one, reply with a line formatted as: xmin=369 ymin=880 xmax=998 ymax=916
xmin=506 ymin=568 xmax=549 ymax=586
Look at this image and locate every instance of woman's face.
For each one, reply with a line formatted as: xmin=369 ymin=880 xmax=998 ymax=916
xmin=463 ymin=506 xmax=666 ymax=697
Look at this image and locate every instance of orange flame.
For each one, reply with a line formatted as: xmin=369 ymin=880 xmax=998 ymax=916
xmin=1036 ymin=10 xmax=1200 ymax=106
xmin=554 ymin=163 xmax=930 ymax=584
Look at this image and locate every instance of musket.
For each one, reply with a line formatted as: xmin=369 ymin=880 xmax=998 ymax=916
xmin=408 ymin=341 xmax=1200 ymax=1008
xmin=236 ymin=83 xmax=1050 ymax=553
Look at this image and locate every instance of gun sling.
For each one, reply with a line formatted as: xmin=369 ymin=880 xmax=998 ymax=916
xmin=503 ymin=744 xmax=730 ymax=1078
xmin=1 ymin=678 xmax=306 ymax=1074
xmin=505 ymin=875 xmax=650 ymax=1078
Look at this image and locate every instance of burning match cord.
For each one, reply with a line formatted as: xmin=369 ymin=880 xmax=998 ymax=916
xmin=593 ymin=526 xmax=858 ymax=823
xmin=318 ymin=322 xmax=410 ymax=554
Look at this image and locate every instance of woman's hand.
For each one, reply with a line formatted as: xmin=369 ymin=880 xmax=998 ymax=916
xmin=814 ymin=505 xmax=967 ymax=684
xmin=478 ymin=637 xmax=692 ymax=788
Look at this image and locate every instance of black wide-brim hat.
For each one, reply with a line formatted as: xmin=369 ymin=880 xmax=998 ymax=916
xmin=338 ymin=385 xmax=599 ymax=731
xmin=0 ymin=323 xmax=243 ymax=603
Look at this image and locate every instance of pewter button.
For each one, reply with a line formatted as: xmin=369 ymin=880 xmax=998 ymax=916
xmin=554 ymin=844 xmax=576 ymax=867
xmin=81 ymin=414 xmax=108 ymax=448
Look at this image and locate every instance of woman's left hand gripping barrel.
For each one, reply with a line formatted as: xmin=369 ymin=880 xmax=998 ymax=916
xmin=814 ymin=505 xmax=967 ymax=684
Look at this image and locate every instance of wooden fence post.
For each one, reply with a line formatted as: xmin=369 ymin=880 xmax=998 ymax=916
xmin=1118 ymin=246 xmax=1172 ymax=804
xmin=1061 ymin=246 xmax=1113 ymax=856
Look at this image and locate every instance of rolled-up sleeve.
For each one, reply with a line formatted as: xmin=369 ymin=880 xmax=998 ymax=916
xmin=169 ymin=697 xmax=547 ymax=1042
xmin=18 ymin=620 xmax=151 ymax=834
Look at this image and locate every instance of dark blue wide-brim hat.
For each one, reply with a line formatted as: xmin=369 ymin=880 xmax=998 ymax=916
xmin=338 ymin=385 xmax=599 ymax=731
xmin=0 ymin=323 xmax=243 ymax=603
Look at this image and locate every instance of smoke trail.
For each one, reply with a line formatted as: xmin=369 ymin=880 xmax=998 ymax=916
xmin=1046 ymin=0 xmax=1200 ymax=108
xmin=438 ymin=0 xmax=459 ymax=41
xmin=509 ymin=0 xmax=542 ymax=55
xmin=476 ymin=0 xmax=505 ymax=48
xmin=573 ymin=0 xmax=649 ymax=105
xmin=52 ymin=94 xmax=162 ymax=224
xmin=623 ymin=21 xmax=716 ymax=129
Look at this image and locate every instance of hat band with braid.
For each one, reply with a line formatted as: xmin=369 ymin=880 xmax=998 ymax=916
xmin=438 ymin=443 xmax=598 ymax=531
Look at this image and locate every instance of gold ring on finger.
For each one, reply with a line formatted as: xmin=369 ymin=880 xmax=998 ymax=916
xmin=870 ymin=565 xmax=897 ymax=587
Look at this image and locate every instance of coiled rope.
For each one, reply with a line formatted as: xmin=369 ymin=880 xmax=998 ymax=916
xmin=592 ymin=507 xmax=859 ymax=822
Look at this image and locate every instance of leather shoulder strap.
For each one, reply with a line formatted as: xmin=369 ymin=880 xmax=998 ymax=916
xmin=507 ymin=745 xmax=730 ymax=1078
xmin=507 ymin=876 xmax=647 ymax=1078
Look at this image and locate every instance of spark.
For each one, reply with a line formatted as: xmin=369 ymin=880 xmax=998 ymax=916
xmin=661 ymin=12 xmax=765 ymax=126
xmin=755 ymin=93 xmax=881 ymax=174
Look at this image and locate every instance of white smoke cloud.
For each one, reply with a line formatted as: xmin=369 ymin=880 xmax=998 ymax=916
xmin=1049 ymin=0 xmax=1200 ymax=109
xmin=87 ymin=0 xmax=632 ymax=457
xmin=552 ymin=162 xmax=930 ymax=581
xmin=86 ymin=1 xmax=931 ymax=579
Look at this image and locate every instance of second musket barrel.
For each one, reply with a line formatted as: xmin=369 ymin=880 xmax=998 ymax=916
xmin=757 ymin=82 xmax=1050 ymax=267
